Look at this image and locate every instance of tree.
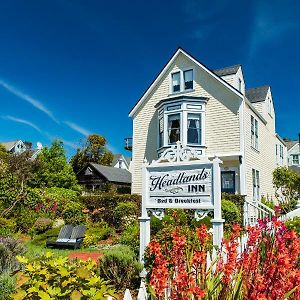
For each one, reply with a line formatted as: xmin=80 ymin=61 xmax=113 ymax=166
xmin=0 ymin=150 xmax=39 ymax=217
xmin=32 ymin=140 xmax=79 ymax=190
xmin=273 ymin=167 xmax=300 ymax=213
xmin=70 ymin=134 xmax=113 ymax=173
xmin=0 ymin=144 xmax=8 ymax=162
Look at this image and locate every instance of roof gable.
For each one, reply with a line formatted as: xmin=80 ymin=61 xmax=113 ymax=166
xmin=89 ymin=163 xmax=131 ymax=184
xmin=213 ymin=64 xmax=241 ymax=77
xmin=246 ymin=86 xmax=270 ymax=103
xmin=129 ymin=47 xmax=243 ymax=118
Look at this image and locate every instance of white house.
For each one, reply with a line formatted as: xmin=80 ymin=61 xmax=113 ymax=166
xmin=111 ymin=154 xmax=131 ymax=171
xmin=128 ymin=48 xmax=287 ymax=203
xmin=285 ymin=138 xmax=300 ymax=167
xmin=1 ymin=140 xmax=27 ymax=155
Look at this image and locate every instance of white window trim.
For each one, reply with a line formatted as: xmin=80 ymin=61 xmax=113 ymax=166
xmin=157 ymin=100 xmax=206 ymax=154
xmin=252 ymin=169 xmax=260 ymax=202
xmin=169 ymin=67 xmax=195 ymax=95
xmin=251 ymin=116 xmax=259 ymax=151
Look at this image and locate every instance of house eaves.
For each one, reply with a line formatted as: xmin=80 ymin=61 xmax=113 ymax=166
xmin=129 ymin=47 xmax=243 ymax=118
xmin=245 ymin=98 xmax=267 ymax=125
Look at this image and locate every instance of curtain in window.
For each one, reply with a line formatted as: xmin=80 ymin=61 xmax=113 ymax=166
xmin=187 ymin=113 xmax=201 ymax=144
xmin=168 ymin=114 xmax=180 ymax=144
xmin=172 ymin=72 xmax=180 ymax=92
xmin=184 ymin=70 xmax=193 ymax=90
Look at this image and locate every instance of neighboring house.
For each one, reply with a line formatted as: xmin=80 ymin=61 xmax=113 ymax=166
xmin=1 ymin=140 xmax=27 ymax=155
xmin=284 ymin=138 xmax=300 ymax=167
xmin=77 ymin=162 xmax=131 ymax=191
xmin=111 ymin=154 xmax=131 ymax=171
xmin=0 ymin=140 xmax=43 ymax=159
xmin=275 ymin=135 xmax=287 ymax=167
xmin=127 ymin=47 xmax=287 ymax=202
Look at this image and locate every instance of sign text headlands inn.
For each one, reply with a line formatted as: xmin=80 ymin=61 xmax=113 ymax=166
xmin=128 ymin=47 xmax=287 ymax=202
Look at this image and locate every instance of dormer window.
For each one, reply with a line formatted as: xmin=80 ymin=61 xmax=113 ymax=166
xmin=171 ymin=72 xmax=180 ymax=92
xmin=170 ymin=69 xmax=194 ymax=94
xmin=184 ymin=69 xmax=193 ymax=90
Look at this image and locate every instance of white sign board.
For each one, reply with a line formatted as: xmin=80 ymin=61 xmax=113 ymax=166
xmin=145 ymin=163 xmax=213 ymax=209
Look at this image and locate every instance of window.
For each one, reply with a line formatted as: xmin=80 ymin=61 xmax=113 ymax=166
xmin=252 ymin=169 xmax=260 ymax=202
xmin=292 ymin=154 xmax=299 ymax=165
xmin=221 ymin=171 xmax=236 ymax=194
xmin=159 ymin=115 xmax=164 ymax=148
xmin=170 ymin=69 xmax=194 ymax=93
xmin=168 ymin=114 xmax=181 ymax=144
xmin=184 ymin=69 xmax=193 ymax=90
xmin=171 ymin=72 xmax=180 ymax=93
xmin=187 ymin=113 xmax=201 ymax=144
xmin=238 ymin=78 xmax=242 ymax=92
xmin=251 ymin=116 xmax=258 ymax=150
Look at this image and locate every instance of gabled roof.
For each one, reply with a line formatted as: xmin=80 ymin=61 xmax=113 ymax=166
xmin=89 ymin=163 xmax=131 ymax=184
xmin=111 ymin=154 xmax=131 ymax=168
xmin=0 ymin=140 xmax=21 ymax=151
xmin=285 ymin=140 xmax=299 ymax=151
xmin=213 ymin=64 xmax=241 ymax=77
xmin=129 ymin=47 xmax=243 ymax=117
xmin=246 ymin=86 xmax=270 ymax=103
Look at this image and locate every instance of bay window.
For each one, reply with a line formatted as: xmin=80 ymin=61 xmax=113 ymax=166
xmin=157 ymin=96 xmax=207 ymax=154
xmin=168 ymin=114 xmax=181 ymax=144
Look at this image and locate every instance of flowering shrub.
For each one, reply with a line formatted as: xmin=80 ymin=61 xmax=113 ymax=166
xmin=145 ymin=214 xmax=300 ymax=299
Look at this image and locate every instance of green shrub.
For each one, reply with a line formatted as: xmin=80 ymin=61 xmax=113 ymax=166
xmin=62 ymin=201 xmax=85 ymax=225
xmin=13 ymin=252 xmax=116 ymax=299
xmin=261 ymin=196 xmax=275 ymax=210
xmin=15 ymin=207 xmax=39 ymax=233
xmin=222 ymin=193 xmax=245 ymax=212
xmin=113 ymin=202 xmax=137 ymax=230
xmin=0 ymin=236 xmax=26 ymax=273
xmin=221 ymin=199 xmax=241 ymax=225
xmin=99 ymin=245 xmax=143 ymax=292
xmin=31 ymin=227 xmax=61 ymax=246
xmin=83 ymin=222 xmax=115 ymax=247
xmin=81 ymin=193 xmax=141 ymax=224
xmin=0 ymin=273 xmax=15 ymax=300
xmin=285 ymin=217 xmax=300 ymax=236
xmin=32 ymin=217 xmax=53 ymax=234
xmin=0 ymin=217 xmax=16 ymax=236
xmin=120 ymin=222 xmax=139 ymax=256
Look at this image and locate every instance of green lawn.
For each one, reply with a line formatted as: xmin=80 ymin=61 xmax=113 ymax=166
xmin=24 ymin=240 xmax=103 ymax=258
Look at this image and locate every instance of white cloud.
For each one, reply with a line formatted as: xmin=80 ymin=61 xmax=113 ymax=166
xmin=2 ymin=115 xmax=42 ymax=133
xmin=248 ymin=1 xmax=299 ymax=58
xmin=0 ymin=80 xmax=58 ymax=123
xmin=64 ymin=121 xmax=91 ymax=137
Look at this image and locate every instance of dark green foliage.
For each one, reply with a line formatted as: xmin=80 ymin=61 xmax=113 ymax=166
xmin=81 ymin=193 xmax=141 ymax=225
xmin=0 ymin=236 xmax=26 ymax=273
xmin=116 ymin=185 xmax=131 ymax=194
xmin=222 ymin=199 xmax=241 ymax=225
xmin=62 ymin=201 xmax=85 ymax=225
xmin=0 ymin=273 xmax=15 ymax=300
xmin=222 ymin=193 xmax=245 ymax=213
xmin=70 ymin=134 xmax=114 ymax=173
xmin=32 ymin=217 xmax=53 ymax=234
xmin=16 ymin=207 xmax=38 ymax=233
xmin=113 ymin=202 xmax=138 ymax=230
xmin=285 ymin=217 xmax=300 ymax=236
xmin=261 ymin=196 xmax=275 ymax=210
xmin=119 ymin=222 xmax=139 ymax=256
xmin=0 ymin=218 xmax=16 ymax=236
xmin=31 ymin=140 xmax=79 ymax=191
xmin=99 ymin=245 xmax=143 ymax=292
xmin=83 ymin=222 xmax=115 ymax=247
xmin=31 ymin=227 xmax=61 ymax=246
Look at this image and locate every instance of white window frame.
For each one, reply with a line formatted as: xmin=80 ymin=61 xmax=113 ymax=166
xmin=169 ymin=67 xmax=195 ymax=94
xmin=292 ymin=154 xmax=299 ymax=165
xmin=252 ymin=169 xmax=260 ymax=202
xmin=251 ymin=116 xmax=259 ymax=150
xmin=157 ymin=100 xmax=206 ymax=152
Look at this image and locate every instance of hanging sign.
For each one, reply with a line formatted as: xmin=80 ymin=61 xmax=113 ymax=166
xmin=145 ymin=163 xmax=214 ymax=209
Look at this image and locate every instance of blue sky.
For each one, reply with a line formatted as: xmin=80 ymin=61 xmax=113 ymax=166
xmin=0 ymin=0 xmax=299 ymax=157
